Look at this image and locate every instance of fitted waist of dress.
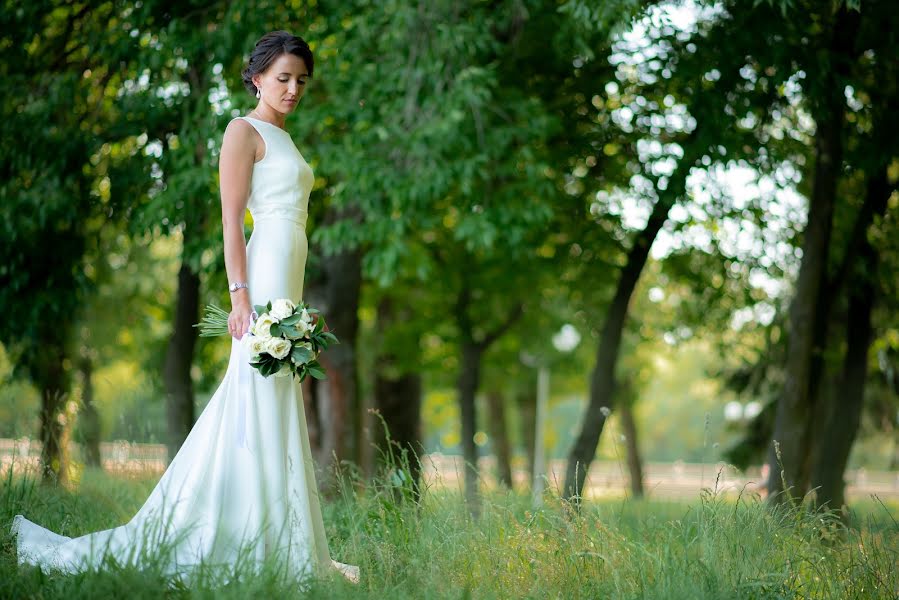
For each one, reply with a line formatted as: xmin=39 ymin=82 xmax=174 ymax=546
xmin=250 ymin=205 xmax=308 ymax=228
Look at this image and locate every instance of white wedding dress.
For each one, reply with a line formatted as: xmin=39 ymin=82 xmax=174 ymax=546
xmin=10 ymin=115 xmax=360 ymax=586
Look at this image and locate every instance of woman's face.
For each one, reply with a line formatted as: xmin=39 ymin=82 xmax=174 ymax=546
xmin=253 ymin=53 xmax=309 ymax=113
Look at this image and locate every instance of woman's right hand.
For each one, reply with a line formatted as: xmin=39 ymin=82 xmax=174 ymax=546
xmin=228 ymin=291 xmax=254 ymax=340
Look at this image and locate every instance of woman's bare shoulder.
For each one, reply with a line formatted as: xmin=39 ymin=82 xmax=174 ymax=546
xmin=222 ymin=117 xmax=261 ymax=158
xmin=223 ymin=117 xmax=257 ymax=140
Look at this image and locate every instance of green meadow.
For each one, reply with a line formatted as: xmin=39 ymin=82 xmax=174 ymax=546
xmin=2 ymin=464 xmax=896 ymax=599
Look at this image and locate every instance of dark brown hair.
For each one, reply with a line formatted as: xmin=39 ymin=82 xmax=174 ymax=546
xmin=241 ymin=31 xmax=314 ymax=95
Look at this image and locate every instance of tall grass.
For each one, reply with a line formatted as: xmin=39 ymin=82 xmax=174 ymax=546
xmin=1 ymin=457 xmax=897 ymax=599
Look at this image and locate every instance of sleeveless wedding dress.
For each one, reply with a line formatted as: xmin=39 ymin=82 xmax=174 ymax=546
xmin=10 ymin=115 xmax=360 ymax=586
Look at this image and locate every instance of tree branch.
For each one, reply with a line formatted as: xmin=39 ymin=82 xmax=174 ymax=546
xmin=480 ymin=302 xmax=524 ymax=348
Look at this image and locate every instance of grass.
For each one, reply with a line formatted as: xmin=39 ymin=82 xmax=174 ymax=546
xmin=1 ymin=460 xmax=897 ymax=599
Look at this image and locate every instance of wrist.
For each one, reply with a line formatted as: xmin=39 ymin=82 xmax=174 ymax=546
xmin=231 ymin=289 xmax=250 ymax=306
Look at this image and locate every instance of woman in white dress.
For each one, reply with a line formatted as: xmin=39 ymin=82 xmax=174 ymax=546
xmin=10 ymin=30 xmax=360 ymax=586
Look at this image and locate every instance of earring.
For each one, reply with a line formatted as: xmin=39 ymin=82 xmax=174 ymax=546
xmin=255 ymin=87 xmax=261 ymax=99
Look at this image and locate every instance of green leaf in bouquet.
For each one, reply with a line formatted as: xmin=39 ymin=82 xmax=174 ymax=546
xmin=269 ymin=323 xmax=282 ymax=338
xmin=280 ymin=325 xmax=302 ymax=339
xmin=290 ymin=344 xmax=314 ymax=365
xmin=262 ymin=359 xmax=278 ymax=377
xmin=311 ymin=331 xmax=335 ymax=347
xmin=279 ymin=313 xmax=302 ymax=326
xmin=307 ymin=363 xmax=327 ymax=380
xmin=313 ymin=316 xmax=325 ymax=334
xmin=252 ymin=353 xmax=278 ymax=373
xmin=254 ymin=304 xmax=268 ymax=316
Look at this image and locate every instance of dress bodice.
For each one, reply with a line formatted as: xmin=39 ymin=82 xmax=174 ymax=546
xmin=233 ymin=116 xmax=314 ymax=229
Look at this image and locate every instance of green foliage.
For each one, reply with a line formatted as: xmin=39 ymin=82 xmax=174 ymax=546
xmin=0 ymin=345 xmax=39 ymax=438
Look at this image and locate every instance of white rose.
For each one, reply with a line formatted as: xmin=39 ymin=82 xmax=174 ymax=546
xmin=242 ymin=335 xmax=267 ymax=358
xmin=252 ymin=313 xmax=278 ymax=339
xmin=264 ymin=337 xmax=292 ymax=360
xmin=300 ymin=308 xmax=312 ymax=325
xmin=270 ymin=298 xmax=296 ymax=320
xmin=295 ymin=318 xmax=310 ymax=337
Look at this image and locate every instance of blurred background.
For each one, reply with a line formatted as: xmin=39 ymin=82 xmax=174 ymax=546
xmin=1 ymin=0 xmax=896 ymax=512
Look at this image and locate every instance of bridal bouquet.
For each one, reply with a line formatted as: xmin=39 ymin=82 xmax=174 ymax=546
xmin=194 ymin=299 xmax=338 ymax=382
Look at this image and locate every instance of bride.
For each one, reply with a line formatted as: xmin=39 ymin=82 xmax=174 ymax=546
xmin=10 ymin=30 xmax=360 ymax=586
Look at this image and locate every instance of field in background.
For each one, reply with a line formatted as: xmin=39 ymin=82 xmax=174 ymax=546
xmin=3 ymin=437 xmax=897 ymax=501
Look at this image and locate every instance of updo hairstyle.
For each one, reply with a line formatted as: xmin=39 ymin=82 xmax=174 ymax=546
xmin=241 ymin=30 xmax=314 ymax=96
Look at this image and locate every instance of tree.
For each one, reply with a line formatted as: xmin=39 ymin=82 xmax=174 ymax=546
xmin=652 ymin=0 xmax=899 ymax=509
xmin=560 ymin=4 xmax=721 ymax=501
xmin=307 ymin=0 xmax=567 ymax=513
xmin=0 ymin=1 xmax=151 ymax=482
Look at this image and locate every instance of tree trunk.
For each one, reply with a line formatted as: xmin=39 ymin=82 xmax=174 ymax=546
xmin=564 ymin=298 xmax=623 ymax=501
xmin=765 ymin=6 xmax=859 ymax=505
xmin=302 ymin=376 xmax=321 ymax=457
xmin=517 ymin=387 xmax=537 ymax=485
xmin=563 ymin=158 xmax=698 ymax=502
xmin=765 ymin=127 xmax=839 ymax=502
xmin=373 ymin=295 xmax=424 ymax=498
xmin=373 ymin=370 xmax=423 ymax=474
xmin=890 ymin=436 xmax=899 ymax=471
xmin=374 ymin=366 xmax=423 ymax=498
xmin=163 ymin=259 xmax=200 ymax=463
xmin=458 ymin=340 xmax=483 ymax=514
xmin=303 ymin=209 xmax=363 ymax=479
xmin=486 ymin=389 xmax=513 ymax=488
xmin=454 ymin=280 xmax=523 ymax=515
xmin=77 ymin=353 xmax=101 ymax=468
xmin=309 ymin=370 xmax=341 ymax=479
xmin=809 ymin=169 xmax=889 ymax=510
xmin=805 ymin=158 xmax=890 ymax=483
xmin=36 ymin=342 xmax=70 ymax=486
xmin=766 ymin=106 xmax=838 ymax=500
xmin=619 ymin=400 xmax=644 ymax=498
xmin=809 ymin=280 xmax=872 ymax=510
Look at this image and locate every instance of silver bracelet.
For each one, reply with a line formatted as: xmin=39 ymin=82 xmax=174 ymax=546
xmin=229 ymin=282 xmax=249 ymax=293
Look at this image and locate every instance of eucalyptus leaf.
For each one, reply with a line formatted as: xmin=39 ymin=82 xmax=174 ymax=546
xmin=280 ymin=325 xmax=302 ymax=339
xmin=280 ymin=314 xmax=302 ymax=326
xmin=291 ymin=345 xmax=314 ymax=364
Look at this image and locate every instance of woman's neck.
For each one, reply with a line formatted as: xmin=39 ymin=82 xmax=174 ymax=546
xmin=248 ymin=105 xmax=286 ymax=130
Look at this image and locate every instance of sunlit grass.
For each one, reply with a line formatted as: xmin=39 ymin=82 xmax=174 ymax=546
xmin=1 ymin=459 xmax=897 ymax=599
